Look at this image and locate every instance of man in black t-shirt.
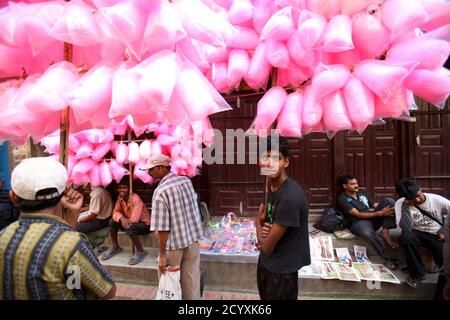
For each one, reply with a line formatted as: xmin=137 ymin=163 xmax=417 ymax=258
xmin=337 ymin=175 xmax=398 ymax=268
xmin=255 ymin=137 xmax=310 ymax=300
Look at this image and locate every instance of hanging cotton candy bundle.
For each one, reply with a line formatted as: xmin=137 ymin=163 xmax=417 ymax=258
xmin=151 ymin=140 xmax=162 ymax=156
xmin=253 ymin=86 xmax=287 ymax=131
xmin=244 ymin=42 xmax=271 ymax=90
xmin=228 ymin=49 xmax=250 ymax=89
xmin=252 ymin=0 xmax=274 ymax=33
xmin=204 ymin=44 xmax=230 ymax=63
xmin=137 ymin=50 xmax=179 ymax=110
xmin=72 ymin=158 xmax=96 ymax=175
xmin=40 ymin=134 xmax=60 ymax=154
xmin=99 ymin=161 xmax=113 ymax=187
xmin=340 ymin=0 xmax=377 ymax=16
xmin=260 ymin=6 xmax=295 ymax=42
xmin=139 ymin=140 xmax=151 ymax=161
xmin=109 ymin=63 xmax=150 ymax=122
xmin=227 ymin=27 xmax=259 ymax=50
xmin=77 ymin=129 xmax=114 ymax=144
xmin=72 ymin=172 xmax=89 ymax=185
xmin=49 ymin=0 xmax=102 ymax=47
xmin=88 ymin=163 xmax=102 ymax=187
xmin=68 ymin=63 xmax=113 ymax=128
xmin=22 ymin=61 xmax=79 ymax=113
xmin=127 ymin=141 xmax=140 ymax=164
xmin=210 ymin=62 xmax=230 ymax=93
xmin=164 ymin=92 xmax=189 ymax=125
xmin=91 ymin=142 xmax=111 ymax=161
xmin=312 ymin=64 xmax=351 ymax=99
xmin=97 ymin=1 xmax=145 ymax=60
xmin=354 ymin=60 xmax=415 ymax=103
xmin=115 ymin=142 xmax=128 ymax=165
xmin=277 ymin=91 xmax=303 ymax=137
xmin=157 ymin=134 xmax=177 ymax=147
xmin=287 ymin=31 xmax=316 ymax=67
xmin=374 ymin=88 xmax=412 ymax=119
xmin=420 ymin=0 xmax=450 ymax=31
xmin=228 ymin=0 xmax=253 ymax=26
xmin=302 ymin=85 xmax=323 ymax=133
xmin=343 ymin=77 xmax=375 ymax=133
xmin=176 ymin=38 xmax=210 ymax=72
xmin=265 ymin=40 xmax=290 ymax=69
xmin=322 ymin=15 xmax=354 ymax=52
xmin=381 ymin=0 xmax=428 ymax=37
xmin=174 ymin=61 xmax=232 ymax=121
xmin=75 ymin=141 xmax=94 ymax=159
xmin=0 ymin=5 xmax=27 ymax=47
xmin=352 ymin=11 xmax=390 ymax=59
xmin=404 ymin=68 xmax=450 ymax=107
xmin=298 ymin=10 xmax=327 ymax=49
xmin=109 ymin=159 xmax=128 ymax=183
xmin=322 ymin=90 xmax=352 ymax=132
xmin=141 ymin=1 xmax=186 ymax=56
xmin=305 ymin=0 xmax=340 ymax=18
xmin=387 ymin=38 xmax=450 ymax=71
xmin=277 ymin=61 xmax=310 ymax=88
xmin=13 ymin=1 xmax=63 ymax=57
xmin=175 ymin=0 xmax=235 ymax=46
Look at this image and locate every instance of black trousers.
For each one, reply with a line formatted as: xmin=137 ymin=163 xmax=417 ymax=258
xmin=349 ymin=198 xmax=396 ymax=259
xmin=109 ymin=219 xmax=150 ymax=236
xmin=76 ymin=218 xmax=110 ymax=234
xmin=400 ymin=229 xmax=444 ymax=279
xmin=257 ymin=259 xmax=298 ymax=300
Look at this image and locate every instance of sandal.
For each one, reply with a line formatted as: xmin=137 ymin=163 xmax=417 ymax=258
xmin=100 ymin=247 xmax=123 ymax=261
xmin=128 ymin=251 xmax=147 ymax=265
xmin=406 ymin=275 xmax=420 ymax=289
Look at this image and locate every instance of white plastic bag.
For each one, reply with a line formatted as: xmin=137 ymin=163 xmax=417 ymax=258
xmin=155 ymin=267 xmax=182 ymax=300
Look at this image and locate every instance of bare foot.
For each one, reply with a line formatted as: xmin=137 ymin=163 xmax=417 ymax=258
xmin=381 ymin=230 xmax=399 ymax=249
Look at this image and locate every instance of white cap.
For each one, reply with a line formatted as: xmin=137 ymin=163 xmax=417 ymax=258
xmin=140 ymin=154 xmax=171 ymax=170
xmin=11 ymin=157 xmax=67 ymax=200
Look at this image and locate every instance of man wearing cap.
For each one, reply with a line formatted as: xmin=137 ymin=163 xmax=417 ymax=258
xmin=144 ymin=154 xmax=203 ymax=300
xmin=0 ymin=157 xmax=115 ymax=300
xmin=394 ymin=178 xmax=450 ymax=288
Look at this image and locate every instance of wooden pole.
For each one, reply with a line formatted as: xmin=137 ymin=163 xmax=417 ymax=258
xmin=127 ymin=129 xmax=133 ymax=207
xmin=59 ymin=42 xmax=73 ymax=168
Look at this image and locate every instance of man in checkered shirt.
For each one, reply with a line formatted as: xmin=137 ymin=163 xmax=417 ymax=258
xmin=143 ymin=154 xmax=203 ymax=300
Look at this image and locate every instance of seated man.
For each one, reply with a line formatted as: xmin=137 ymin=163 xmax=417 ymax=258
xmin=395 ymin=178 xmax=449 ymax=288
xmin=337 ymin=175 xmax=398 ymax=268
xmin=76 ymin=184 xmax=113 ymax=234
xmin=100 ymin=180 xmax=151 ymax=265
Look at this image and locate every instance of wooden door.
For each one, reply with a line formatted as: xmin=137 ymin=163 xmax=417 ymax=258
xmin=405 ymin=99 xmax=450 ymax=198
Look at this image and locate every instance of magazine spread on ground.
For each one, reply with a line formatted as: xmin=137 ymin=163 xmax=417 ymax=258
xmin=371 ymin=264 xmax=401 ymax=284
xmin=335 ymin=247 xmax=352 ymax=265
xmin=354 ymin=245 xmax=371 ymax=263
xmin=309 ymin=235 xmax=335 ymax=261
xmin=352 ymin=262 xmax=379 ymax=282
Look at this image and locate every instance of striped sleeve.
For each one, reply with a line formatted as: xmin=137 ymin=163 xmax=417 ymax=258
xmin=150 ymin=196 xmax=170 ymax=231
xmin=66 ymin=240 xmax=114 ymax=299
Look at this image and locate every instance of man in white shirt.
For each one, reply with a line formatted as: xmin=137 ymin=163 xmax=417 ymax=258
xmin=394 ymin=178 xmax=450 ymax=288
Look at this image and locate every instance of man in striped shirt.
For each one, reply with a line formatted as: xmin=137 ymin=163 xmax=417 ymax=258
xmin=0 ymin=157 xmax=115 ymax=300
xmin=144 ymin=154 xmax=203 ymax=300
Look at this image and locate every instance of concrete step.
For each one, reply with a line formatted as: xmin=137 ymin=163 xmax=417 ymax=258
xmin=100 ymin=246 xmax=437 ymax=300
xmin=103 ymin=231 xmax=159 ymax=249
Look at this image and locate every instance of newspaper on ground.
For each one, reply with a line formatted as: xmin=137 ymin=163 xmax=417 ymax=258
xmin=371 ymin=264 xmax=401 ymax=284
xmin=321 ymin=262 xmax=341 ymax=279
xmin=336 ymin=247 xmax=353 ymax=265
xmin=352 ymin=262 xmax=380 ymax=282
xmin=354 ymin=245 xmax=371 ymax=263
xmin=336 ymin=263 xmax=361 ymax=282
xmin=299 ymin=260 xmax=327 ymax=277
xmin=310 ymin=236 xmax=335 ymax=261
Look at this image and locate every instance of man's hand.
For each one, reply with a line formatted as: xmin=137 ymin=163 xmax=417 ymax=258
xmin=158 ymin=253 xmax=167 ymax=275
xmin=61 ymin=188 xmax=83 ymax=212
xmin=258 ymin=203 xmax=267 ymax=226
xmin=378 ymin=207 xmax=394 ymax=217
xmin=120 ymin=216 xmax=130 ymax=229
xmin=261 ymin=222 xmax=272 ymax=238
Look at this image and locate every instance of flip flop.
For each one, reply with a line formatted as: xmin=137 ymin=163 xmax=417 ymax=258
xmin=100 ymin=247 xmax=123 ymax=261
xmin=128 ymin=251 xmax=147 ymax=265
